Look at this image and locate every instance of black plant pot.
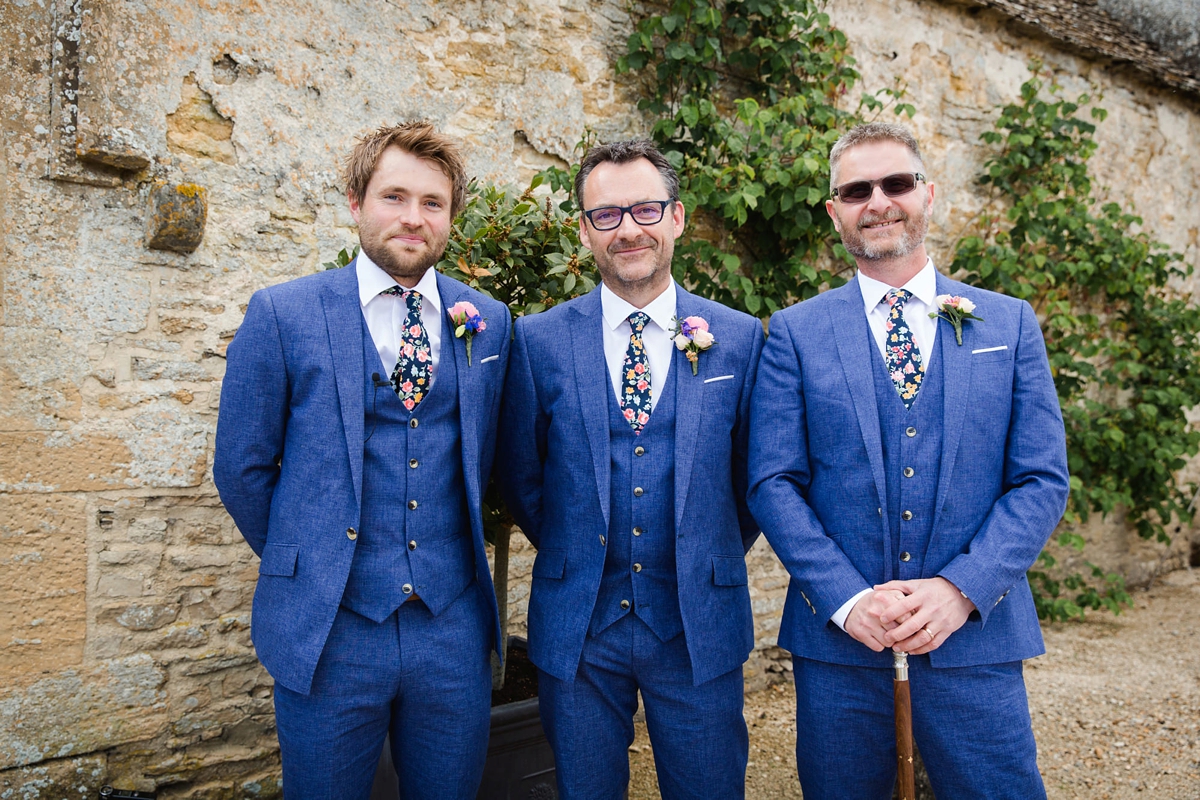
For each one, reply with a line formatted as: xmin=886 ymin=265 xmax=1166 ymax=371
xmin=369 ymin=637 xmax=557 ymax=800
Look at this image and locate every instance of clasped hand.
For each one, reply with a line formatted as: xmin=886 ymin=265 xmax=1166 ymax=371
xmin=844 ymin=577 xmax=976 ymax=655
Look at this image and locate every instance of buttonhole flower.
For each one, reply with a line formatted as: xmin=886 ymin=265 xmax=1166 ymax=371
xmin=449 ymin=301 xmax=487 ymax=365
xmin=929 ymin=295 xmax=983 ymax=346
xmin=671 ymin=315 xmax=716 ymax=376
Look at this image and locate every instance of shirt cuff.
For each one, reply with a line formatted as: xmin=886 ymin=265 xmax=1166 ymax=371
xmin=831 ymin=588 xmax=874 ymax=631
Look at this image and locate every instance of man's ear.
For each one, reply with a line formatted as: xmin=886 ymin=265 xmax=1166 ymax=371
xmin=579 ymin=215 xmax=594 ymax=252
xmin=347 ymin=192 xmax=362 ymax=224
xmin=825 ymin=199 xmax=842 ymax=233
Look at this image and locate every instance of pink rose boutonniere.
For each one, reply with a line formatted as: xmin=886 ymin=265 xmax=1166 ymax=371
xmin=671 ymin=315 xmax=717 ymax=376
xmin=929 ymin=294 xmax=983 ymax=346
xmin=449 ymin=301 xmax=487 ymax=365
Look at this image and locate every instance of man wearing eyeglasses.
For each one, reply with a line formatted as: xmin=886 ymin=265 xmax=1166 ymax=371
xmin=747 ymin=123 xmax=1068 ymax=799
xmin=497 ymin=140 xmax=764 ymax=798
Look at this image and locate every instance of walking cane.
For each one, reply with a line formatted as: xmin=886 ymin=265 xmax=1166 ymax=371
xmin=894 ymin=650 xmax=915 ymax=800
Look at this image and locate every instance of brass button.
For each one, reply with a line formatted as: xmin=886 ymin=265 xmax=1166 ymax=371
xmin=410 ymin=418 xmax=419 ymax=429
xmin=408 ymin=540 xmax=417 ymax=550
xmin=633 ymin=563 xmax=642 ymax=573
xmin=402 ymin=583 xmax=413 ymax=594
xmin=902 ymin=510 xmax=913 ymax=521
xmin=409 ymin=459 xmax=419 ymax=469
xmin=599 ymin=535 xmax=606 ymax=546
xmin=620 ymin=599 xmax=630 ymax=610
xmin=900 ymin=552 xmax=911 ymax=562
xmin=346 ymin=527 xmax=358 ymax=541
xmin=905 ymin=427 xmax=917 ymax=437
xmin=634 ymin=487 xmax=644 ymax=497
xmin=903 ymin=467 xmax=914 ymax=478
xmin=634 ymin=446 xmax=645 ymax=456
xmin=633 ymin=527 xmax=643 ymax=537
xmin=408 ymin=500 xmax=418 ymax=510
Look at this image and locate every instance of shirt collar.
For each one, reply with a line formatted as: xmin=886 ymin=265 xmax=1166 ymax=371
xmin=857 ymin=257 xmax=938 ymax=313
xmin=601 ymin=280 xmax=678 ymax=333
xmin=357 ymin=250 xmax=442 ymax=315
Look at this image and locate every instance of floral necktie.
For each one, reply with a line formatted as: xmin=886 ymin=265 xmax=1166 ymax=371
xmin=382 ymin=288 xmax=431 ymax=412
xmin=620 ymin=311 xmax=653 ymax=433
xmin=884 ymin=289 xmax=925 ymax=409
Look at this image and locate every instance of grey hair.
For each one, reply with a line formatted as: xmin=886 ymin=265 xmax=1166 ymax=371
xmin=574 ymin=140 xmax=680 ymax=209
xmin=828 ymin=123 xmax=926 ymax=190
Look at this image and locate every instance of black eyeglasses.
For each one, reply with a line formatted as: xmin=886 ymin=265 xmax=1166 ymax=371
xmin=831 ymin=172 xmax=926 ymax=204
xmin=583 ymin=200 xmax=672 ymax=231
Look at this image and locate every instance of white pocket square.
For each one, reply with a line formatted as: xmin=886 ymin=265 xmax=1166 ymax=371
xmin=971 ymin=345 xmax=1008 ymax=355
xmin=480 ymin=354 xmax=500 ymax=364
xmin=704 ymin=374 xmax=735 ymax=384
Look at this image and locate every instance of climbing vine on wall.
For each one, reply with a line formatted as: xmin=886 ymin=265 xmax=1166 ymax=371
xmin=950 ymin=62 xmax=1200 ymax=620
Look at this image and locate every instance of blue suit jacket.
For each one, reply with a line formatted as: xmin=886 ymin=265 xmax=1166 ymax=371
xmin=213 ymin=263 xmax=511 ymax=693
xmin=747 ymin=273 xmax=1069 ymax=668
xmin=497 ymin=284 xmax=764 ymax=686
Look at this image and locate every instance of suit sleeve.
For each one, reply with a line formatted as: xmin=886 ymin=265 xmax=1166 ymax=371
xmin=937 ymin=300 xmax=1070 ymax=624
xmin=747 ymin=310 xmax=874 ymax=620
xmin=496 ymin=319 xmax=548 ymax=549
xmin=734 ymin=318 xmax=766 ymax=553
xmin=213 ymin=289 xmax=290 ymax=558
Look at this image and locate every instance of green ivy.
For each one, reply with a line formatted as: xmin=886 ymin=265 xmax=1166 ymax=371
xmin=950 ymin=62 xmax=1200 ymax=620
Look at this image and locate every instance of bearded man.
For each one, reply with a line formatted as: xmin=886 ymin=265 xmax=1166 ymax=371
xmin=747 ymin=123 xmax=1069 ymax=799
xmin=497 ymin=139 xmax=764 ymax=799
xmin=214 ymin=122 xmax=510 ymax=799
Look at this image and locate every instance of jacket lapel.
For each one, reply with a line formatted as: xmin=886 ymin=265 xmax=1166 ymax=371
xmin=570 ymin=290 xmax=613 ymax=532
xmin=321 ymin=263 xmax=366 ymax=506
xmin=830 ymin=281 xmax=889 ymax=542
xmin=437 ymin=272 xmax=483 ymax=518
xmin=930 ymin=274 xmax=972 ymax=537
xmin=672 ymin=286 xmax=703 ymax=534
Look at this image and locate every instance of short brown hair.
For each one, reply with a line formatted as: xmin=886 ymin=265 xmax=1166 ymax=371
xmin=828 ymin=123 xmax=925 ymax=190
xmin=343 ymin=121 xmax=469 ymax=218
xmin=574 ymin=139 xmax=680 ymax=210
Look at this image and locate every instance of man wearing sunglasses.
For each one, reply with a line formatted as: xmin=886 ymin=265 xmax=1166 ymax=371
xmin=748 ymin=123 xmax=1068 ymax=799
xmin=498 ymin=140 xmax=764 ymax=798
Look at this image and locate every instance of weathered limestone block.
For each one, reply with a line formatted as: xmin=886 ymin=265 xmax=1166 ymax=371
xmin=0 ymin=432 xmax=131 ymax=492
xmin=167 ymin=76 xmax=237 ymax=165
xmin=0 ymin=655 xmax=167 ymax=770
xmin=0 ymin=756 xmax=106 ymax=800
xmin=145 ymin=183 xmax=209 ymax=254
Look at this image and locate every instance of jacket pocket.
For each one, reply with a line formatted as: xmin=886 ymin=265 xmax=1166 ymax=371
xmin=532 ymin=548 xmax=567 ymax=580
xmin=260 ymin=543 xmax=298 ymax=577
xmin=711 ymin=555 xmax=748 ymax=586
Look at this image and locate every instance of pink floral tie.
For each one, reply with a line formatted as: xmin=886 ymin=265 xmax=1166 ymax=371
xmin=382 ymin=288 xmax=432 ymax=412
xmin=884 ymin=289 xmax=925 ymax=409
xmin=621 ymin=312 xmax=653 ymax=433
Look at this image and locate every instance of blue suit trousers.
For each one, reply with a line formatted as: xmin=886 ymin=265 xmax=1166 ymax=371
xmin=273 ymin=584 xmax=492 ymax=800
xmin=791 ymin=656 xmax=1045 ymax=800
xmin=538 ymin=613 xmax=748 ymax=800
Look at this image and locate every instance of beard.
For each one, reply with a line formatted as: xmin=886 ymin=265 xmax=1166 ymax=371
xmin=592 ymin=233 xmax=674 ymax=295
xmin=357 ymin=214 xmax=450 ymax=283
xmin=839 ymin=198 xmax=930 ymax=262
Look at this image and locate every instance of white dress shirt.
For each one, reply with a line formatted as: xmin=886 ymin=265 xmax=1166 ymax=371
xmin=831 ymin=258 xmax=940 ymax=631
xmin=357 ymin=252 xmax=443 ymax=386
xmin=600 ymin=281 xmax=677 ymax=410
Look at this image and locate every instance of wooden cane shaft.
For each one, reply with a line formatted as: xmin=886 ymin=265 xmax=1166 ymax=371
xmin=894 ymin=679 xmax=915 ymax=800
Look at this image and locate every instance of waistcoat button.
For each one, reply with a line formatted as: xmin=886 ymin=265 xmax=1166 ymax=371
xmin=634 ymin=487 xmax=644 ymax=497
xmin=900 ymin=552 xmax=911 ymax=562
xmin=903 ymin=467 xmax=914 ymax=478
xmin=402 ymin=583 xmax=413 ymax=594
xmin=409 ymin=459 xmax=419 ymax=469
xmin=408 ymin=500 xmax=418 ymax=510
xmin=633 ymin=563 xmax=642 ymax=573
xmin=902 ymin=510 xmax=913 ymax=521
xmin=633 ymin=527 xmax=642 ymax=536
xmin=634 ymin=446 xmax=645 ymax=456
xmin=408 ymin=540 xmax=417 ymax=550
xmin=905 ymin=426 xmax=917 ymax=437
xmin=599 ymin=535 xmax=606 ymax=546
xmin=410 ymin=418 xmax=419 ymax=429
xmin=620 ymin=599 xmax=630 ymax=609
xmin=346 ymin=527 xmax=357 ymax=540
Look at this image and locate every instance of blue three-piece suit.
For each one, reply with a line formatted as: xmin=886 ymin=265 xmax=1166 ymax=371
xmin=747 ymin=272 xmax=1069 ymax=799
xmin=498 ymin=284 xmax=764 ymax=799
xmin=214 ymin=262 xmax=510 ymax=799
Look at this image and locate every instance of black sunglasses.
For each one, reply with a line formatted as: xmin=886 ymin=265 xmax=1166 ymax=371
xmin=583 ymin=200 xmax=672 ymax=231
xmin=831 ymin=172 xmax=926 ymax=204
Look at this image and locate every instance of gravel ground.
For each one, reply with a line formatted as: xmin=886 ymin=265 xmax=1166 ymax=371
xmin=628 ymin=567 xmax=1200 ymax=799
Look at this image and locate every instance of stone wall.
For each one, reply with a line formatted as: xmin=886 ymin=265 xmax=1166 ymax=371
xmin=1 ymin=0 xmax=1197 ymax=796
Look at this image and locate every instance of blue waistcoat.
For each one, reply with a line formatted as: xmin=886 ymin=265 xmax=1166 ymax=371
xmin=872 ymin=328 xmax=944 ymax=583
xmin=341 ymin=314 xmax=474 ymax=622
xmin=589 ymin=372 xmax=684 ymax=641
